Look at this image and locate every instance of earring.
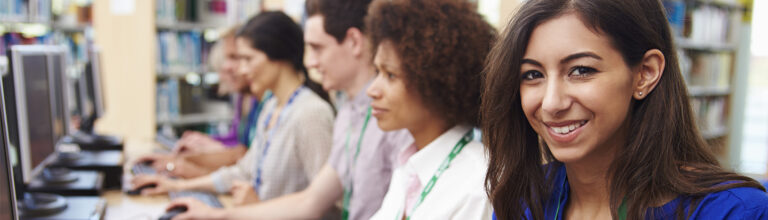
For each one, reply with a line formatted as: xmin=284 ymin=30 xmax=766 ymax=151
xmin=638 ymin=91 xmax=644 ymax=96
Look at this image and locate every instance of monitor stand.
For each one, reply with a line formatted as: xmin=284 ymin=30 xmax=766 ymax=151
xmin=18 ymin=192 xmax=67 ymax=217
xmin=55 ymin=152 xmax=82 ymax=164
xmin=61 ymin=131 xmax=123 ymax=151
xmin=28 ymin=168 xmax=105 ymax=196
xmin=41 ymin=167 xmax=78 ymax=184
xmin=48 ymin=150 xmax=123 ymax=189
xmin=19 ymin=195 xmax=106 ymax=220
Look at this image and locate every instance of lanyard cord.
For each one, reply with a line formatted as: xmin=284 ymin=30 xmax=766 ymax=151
xmin=341 ymin=106 xmax=372 ymax=220
xmin=398 ymin=129 xmax=474 ymax=220
xmin=253 ymin=86 xmax=304 ymax=191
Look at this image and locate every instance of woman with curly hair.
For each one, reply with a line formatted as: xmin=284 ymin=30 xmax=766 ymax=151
xmin=364 ymin=0 xmax=496 ymax=219
xmin=482 ymin=0 xmax=768 ymax=219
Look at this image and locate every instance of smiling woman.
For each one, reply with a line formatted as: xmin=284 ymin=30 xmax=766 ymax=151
xmin=482 ymin=0 xmax=768 ymax=219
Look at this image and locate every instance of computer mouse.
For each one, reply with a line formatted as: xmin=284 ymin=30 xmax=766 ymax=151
xmin=139 ymin=160 xmax=154 ymax=166
xmin=125 ymin=183 xmax=157 ymax=195
xmin=159 ymin=206 xmax=188 ymax=220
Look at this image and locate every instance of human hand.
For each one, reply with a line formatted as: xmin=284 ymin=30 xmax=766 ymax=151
xmin=130 ymin=174 xmax=179 ymax=195
xmin=166 ymin=156 xmax=213 ymax=179
xmin=165 ymin=197 xmax=225 ymax=220
xmin=135 ymin=153 xmax=175 ymax=172
xmin=230 ymin=180 xmax=260 ymax=206
xmin=173 ymin=131 xmax=226 ymax=155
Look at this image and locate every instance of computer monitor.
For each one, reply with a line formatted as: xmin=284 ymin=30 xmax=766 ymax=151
xmin=4 ymin=45 xmax=68 ymax=216
xmin=0 ymin=81 xmax=19 ymax=220
xmin=47 ymin=47 xmax=73 ymax=140
xmin=4 ymin=45 xmax=59 ymax=184
xmin=79 ymin=47 xmax=105 ymax=122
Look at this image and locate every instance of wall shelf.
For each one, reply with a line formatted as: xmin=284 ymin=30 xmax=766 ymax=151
xmin=677 ymin=38 xmax=738 ymax=52
xmin=157 ymin=112 xmax=233 ymax=126
xmin=156 ymin=21 xmax=221 ymax=31
xmin=689 ymin=86 xmax=731 ymax=97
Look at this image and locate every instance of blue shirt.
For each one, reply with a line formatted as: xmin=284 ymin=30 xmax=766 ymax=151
xmin=499 ymin=165 xmax=768 ymax=219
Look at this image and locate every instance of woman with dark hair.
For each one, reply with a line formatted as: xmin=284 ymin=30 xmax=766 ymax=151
xmin=482 ymin=0 xmax=768 ymax=219
xmin=364 ymin=0 xmax=496 ymax=219
xmin=131 ymin=12 xmax=335 ymax=216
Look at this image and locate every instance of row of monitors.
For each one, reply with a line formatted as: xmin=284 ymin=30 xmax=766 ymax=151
xmin=0 ymin=45 xmax=106 ymax=219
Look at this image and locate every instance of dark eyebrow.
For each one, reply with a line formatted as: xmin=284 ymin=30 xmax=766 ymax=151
xmin=307 ymin=42 xmax=321 ymax=48
xmin=560 ymin=52 xmax=602 ymax=64
xmin=521 ymin=59 xmax=543 ymax=67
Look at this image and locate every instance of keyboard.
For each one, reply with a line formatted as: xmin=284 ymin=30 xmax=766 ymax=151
xmin=169 ymin=190 xmax=223 ymax=208
xmin=131 ymin=162 xmax=156 ymax=175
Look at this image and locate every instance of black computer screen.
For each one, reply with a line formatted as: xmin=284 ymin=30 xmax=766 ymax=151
xmin=22 ymin=54 xmax=57 ymax=172
xmin=49 ymin=53 xmax=68 ymax=141
xmin=0 ymin=83 xmax=18 ymax=219
xmin=82 ymin=49 xmax=104 ymax=119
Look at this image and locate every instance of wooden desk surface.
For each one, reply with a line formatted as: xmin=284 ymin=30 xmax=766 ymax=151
xmin=103 ymin=138 xmax=232 ymax=220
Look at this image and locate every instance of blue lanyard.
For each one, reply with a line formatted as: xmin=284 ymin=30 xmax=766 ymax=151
xmin=253 ymin=86 xmax=304 ymax=191
xmin=244 ymin=92 xmax=273 ymax=147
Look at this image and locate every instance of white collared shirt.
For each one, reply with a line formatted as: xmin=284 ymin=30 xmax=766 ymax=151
xmin=371 ymin=125 xmax=492 ymax=220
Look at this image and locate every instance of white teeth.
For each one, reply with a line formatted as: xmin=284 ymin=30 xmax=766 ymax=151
xmin=551 ymin=121 xmax=586 ymax=134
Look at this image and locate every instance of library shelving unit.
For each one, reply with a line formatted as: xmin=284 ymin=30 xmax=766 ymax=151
xmin=153 ymin=0 xmax=262 ymax=135
xmin=663 ymin=0 xmax=747 ymax=164
xmin=1 ymin=0 xmax=94 ymax=116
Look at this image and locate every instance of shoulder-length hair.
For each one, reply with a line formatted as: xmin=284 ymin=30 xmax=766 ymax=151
xmin=481 ymin=0 xmax=765 ymax=219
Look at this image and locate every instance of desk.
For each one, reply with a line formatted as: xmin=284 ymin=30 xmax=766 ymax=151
xmin=102 ymin=139 xmax=232 ymax=220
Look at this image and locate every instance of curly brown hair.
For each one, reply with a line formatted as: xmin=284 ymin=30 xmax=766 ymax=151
xmin=366 ymin=0 xmax=496 ymax=126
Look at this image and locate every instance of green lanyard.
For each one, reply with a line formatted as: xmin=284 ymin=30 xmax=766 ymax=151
xmin=553 ymin=179 xmax=628 ymax=220
xmin=397 ymin=129 xmax=474 ymax=220
xmin=341 ymin=107 xmax=372 ymax=220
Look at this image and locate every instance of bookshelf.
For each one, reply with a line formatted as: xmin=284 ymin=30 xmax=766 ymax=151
xmin=0 ymin=0 xmax=93 ymax=117
xmin=663 ymin=0 xmax=747 ymax=163
xmin=153 ymin=0 xmax=263 ymax=135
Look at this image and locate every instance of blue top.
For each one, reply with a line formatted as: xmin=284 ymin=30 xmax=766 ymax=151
xmin=496 ymin=165 xmax=768 ymax=219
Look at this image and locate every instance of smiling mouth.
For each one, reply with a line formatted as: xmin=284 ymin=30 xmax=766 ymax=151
xmin=547 ymin=120 xmax=588 ymax=135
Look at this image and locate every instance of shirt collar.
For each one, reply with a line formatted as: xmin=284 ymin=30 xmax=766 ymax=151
xmin=347 ymin=80 xmax=374 ymax=113
xmin=402 ymin=125 xmax=474 ymax=185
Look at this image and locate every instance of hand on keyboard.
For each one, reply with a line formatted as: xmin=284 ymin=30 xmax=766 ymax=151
xmin=135 ymin=154 xmax=174 ymax=172
xmin=165 ymin=197 xmax=225 ymax=219
xmin=130 ymin=174 xmax=179 ymax=195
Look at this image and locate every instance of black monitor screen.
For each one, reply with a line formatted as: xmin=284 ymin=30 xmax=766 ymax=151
xmin=49 ymin=53 xmax=68 ymax=140
xmin=22 ymin=55 xmax=56 ymax=172
xmin=0 ymin=83 xmax=17 ymax=219
xmin=82 ymin=49 xmax=104 ymax=119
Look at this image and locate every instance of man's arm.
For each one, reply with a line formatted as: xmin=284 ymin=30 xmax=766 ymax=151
xmin=172 ymin=164 xmax=345 ymax=219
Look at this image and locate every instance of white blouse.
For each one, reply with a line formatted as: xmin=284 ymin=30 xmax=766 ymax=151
xmin=371 ymin=125 xmax=492 ymax=220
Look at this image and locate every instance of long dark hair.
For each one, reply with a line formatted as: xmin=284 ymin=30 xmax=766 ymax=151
xmin=481 ymin=0 xmax=765 ymax=219
xmin=236 ymin=11 xmax=332 ymax=106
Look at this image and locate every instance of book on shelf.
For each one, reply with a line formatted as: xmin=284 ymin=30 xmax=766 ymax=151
xmin=0 ymin=0 xmax=51 ymax=22
xmin=0 ymin=32 xmax=53 ymax=53
xmin=679 ymin=50 xmax=732 ymax=88
xmin=662 ymin=0 xmax=743 ymax=48
xmin=229 ymin=0 xmax=262 ymax=24
xmin=157 ymin=79 xmax=181 ymax=120
xmin=157 ymin=0 xmax=230 ymax=28
xmin=52 ymin=0 xmax=93 ymax=27
xmin=157 ymin=78 xmax=208 ymax=120
xmin=157 ymin=30 xmax=212 ymax=74
xmin=690 ymin=96 xmax=728 ymax=138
